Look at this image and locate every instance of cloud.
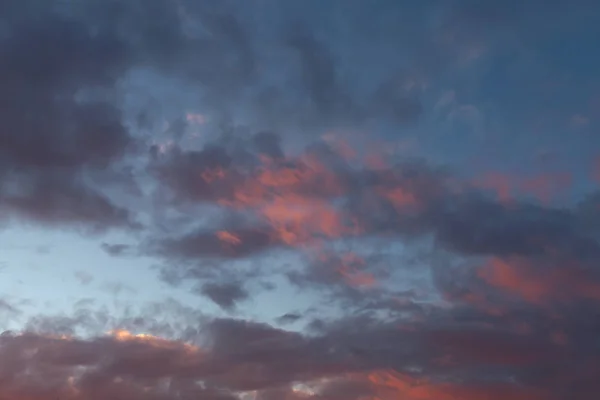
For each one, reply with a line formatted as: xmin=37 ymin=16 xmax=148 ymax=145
xmin=148 ymin=130 xmax=600 ymax=260
xmin=477 ymin=256 xmax=600 ymax=304
xmin=2 ymin=2 xmax=600 ymax=400
xmin=0 ymin=298 xmax=22 ymax=326
xmin=275 ymin=313 xmax=303 ymax=325
xmin=1 ymin=173 xmax=137 ymax=230
xmin=2 ymin=303 xmax=596 ymax=400
xmin=198 ymin=282 xmax=250 ymax=311
xmin=0 ymin=329 xmax=237 ymax=400
xmin=0 ymin=0 xmax=436 ymax=231
xmin=101 ymin=242 xmax=133 ymax=257
xmin=136 ymin=85 xmax=600 ymax=400
xmin=146 ymin=131 xmax=600 ymax=324
xmin=0 ymin=2 xmax=140 ymax=229
xmin=74 ymin=271 xmax=94 ymax=286
xmin=0 ymin=1 xmax=257 ymax=230
xmin=153 ymin=226 xmax=276 ymax=261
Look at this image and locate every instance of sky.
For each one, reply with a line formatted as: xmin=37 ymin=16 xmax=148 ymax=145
xmin=0 ymin=0 xmax=600 ymax=399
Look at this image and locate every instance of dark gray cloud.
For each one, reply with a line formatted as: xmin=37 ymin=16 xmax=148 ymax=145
xmin=0 ymin=1 xmax=138 ymax=229
xmin=101 ymin=242 xmax=132 ymax=257
xmin=198 ymin=282 xmax=249 ymax=311
xmin=0 ymin=298 xmax=21 ymax=319
xmin=275 ymin=313 xmax=303 ymax=325
xmin=0 ymin=0 xmax=428 ymax=229
xmin=3 ymin=300 xmax=599 ymax=399
xmin=0 ymin=1 xmax=257 ymax=229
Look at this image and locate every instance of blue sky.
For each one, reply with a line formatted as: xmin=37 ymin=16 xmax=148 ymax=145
xmin=1 ymin=1 xmax=600 ymax=399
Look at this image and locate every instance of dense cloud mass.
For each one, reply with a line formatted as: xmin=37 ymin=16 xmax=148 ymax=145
xmin=1 ymin=0 xmax=600 ymax=399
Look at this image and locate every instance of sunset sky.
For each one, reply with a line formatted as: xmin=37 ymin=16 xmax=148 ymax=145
xmin=1 ymin=1 xmax=600 ymax=399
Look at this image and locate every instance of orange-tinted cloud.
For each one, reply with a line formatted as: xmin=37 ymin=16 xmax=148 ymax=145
xmin=217 ymin=230 xmax=243 ymax=246
xmin=478 ymin=257 xmax=600 ymax=304
xmin=363 ymin=370 xmax=547 ymax=400
xmin=108 ymin=329 xmax=201 ymax=353
xmin=474 ymin=171 xmax=572 ymax=204
xmin=211 ymin=153 xmax=354 ymax=247
xmin=336 ymin=253 xmax=377 ymax=288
